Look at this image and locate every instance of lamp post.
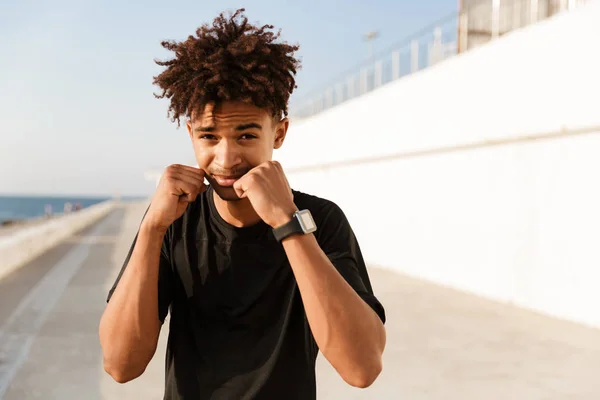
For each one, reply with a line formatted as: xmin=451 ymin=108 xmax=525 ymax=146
xmin=364 ymin=31 xmax=379 ymax=60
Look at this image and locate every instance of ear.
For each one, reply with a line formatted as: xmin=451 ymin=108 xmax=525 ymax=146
xmin=273 ymin=118 xmax=289 ymax=150
xmin=186 ymin=119 xmax=193 ymax=139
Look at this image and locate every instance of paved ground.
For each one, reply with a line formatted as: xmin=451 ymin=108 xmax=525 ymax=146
xmin=1 ymin=201 xmax=600 ymax=399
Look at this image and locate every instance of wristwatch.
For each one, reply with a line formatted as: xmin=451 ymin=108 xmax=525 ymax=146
xmin=272 ymin=209 xmax=317 ymax=242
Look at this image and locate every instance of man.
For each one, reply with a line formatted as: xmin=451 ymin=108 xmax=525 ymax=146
xmin=99 ymin=8 xmax=386 ymax=399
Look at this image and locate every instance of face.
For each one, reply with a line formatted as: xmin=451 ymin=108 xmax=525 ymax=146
xmin=186 ymin=101 xmax=288 ymax=201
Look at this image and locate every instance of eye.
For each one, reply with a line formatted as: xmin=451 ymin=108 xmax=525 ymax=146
xmin=240 ymin=134 xmax=257 ymax=140
xmin=199 ymin=134 xmax=217 ymax=140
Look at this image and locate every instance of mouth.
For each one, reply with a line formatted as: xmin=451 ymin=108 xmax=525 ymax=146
xmin=211 ymin=175 xmax=242 ymax=187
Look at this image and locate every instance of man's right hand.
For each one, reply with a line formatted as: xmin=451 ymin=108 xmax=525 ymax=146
xmin=144 ymin=164 xmax=206 ymax=232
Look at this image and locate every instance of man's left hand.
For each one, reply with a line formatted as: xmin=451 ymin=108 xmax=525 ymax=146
xmin=233 ymin=161 xmax=298 ymax=228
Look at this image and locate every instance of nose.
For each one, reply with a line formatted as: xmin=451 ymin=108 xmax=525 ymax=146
xmin=213 ymin=139 xmax=242 ymax=170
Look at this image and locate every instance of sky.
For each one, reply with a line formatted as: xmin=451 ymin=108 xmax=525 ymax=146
xmin=0 ymin=0 xmax=456 ymax=197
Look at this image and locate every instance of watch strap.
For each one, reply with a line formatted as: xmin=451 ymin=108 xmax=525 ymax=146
xmin=272 ymin=214 xmax=303 ymax=242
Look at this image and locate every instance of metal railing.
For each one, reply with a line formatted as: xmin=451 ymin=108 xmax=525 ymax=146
xmin=289 ymin=0 xmax=591 ymax=120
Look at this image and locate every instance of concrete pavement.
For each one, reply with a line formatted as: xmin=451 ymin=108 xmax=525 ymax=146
xmin=1 ymin=201 xmax=599 ymax=399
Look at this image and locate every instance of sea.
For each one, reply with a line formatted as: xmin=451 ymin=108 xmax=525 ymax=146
xmin=0 ymin=195 xmax=141 ymax=225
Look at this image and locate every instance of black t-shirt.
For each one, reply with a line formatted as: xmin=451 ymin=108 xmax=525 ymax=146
xmin=107 ymin=186 xmax=386 ymax=399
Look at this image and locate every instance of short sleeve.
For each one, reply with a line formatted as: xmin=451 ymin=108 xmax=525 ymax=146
xmin=106 ymin=209 xmax=174 ymax=323
xmin=315 ymin=201 xmax=386 ymax=325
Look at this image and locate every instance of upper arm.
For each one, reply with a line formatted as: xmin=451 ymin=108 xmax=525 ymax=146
xmin=106 ymin=219 xmax=174 ymax=324
xmin=315 ymin=201 xmax=386 ymax=325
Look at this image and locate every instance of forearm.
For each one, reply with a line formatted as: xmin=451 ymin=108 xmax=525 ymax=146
xmin=99 ymin=222 xmax=164 ymax=382
xmin=282 ymin=233 xmax=386 ymax=387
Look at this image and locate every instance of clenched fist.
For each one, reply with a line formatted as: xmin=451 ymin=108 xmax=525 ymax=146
xmin=232 ymin=161 xmax=298 ymax=228
xmin=143 ymin=164 xmax=206 ymax=232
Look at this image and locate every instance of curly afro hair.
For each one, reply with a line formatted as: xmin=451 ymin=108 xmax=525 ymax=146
xmin=152 ymin=8 xmax=301 ymax=127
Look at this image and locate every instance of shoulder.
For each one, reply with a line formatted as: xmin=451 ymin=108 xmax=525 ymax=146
xmin=291 ymin=189 xmax=348 ymax=226
xmin=292 ymin=189 xmax=339 ymax=213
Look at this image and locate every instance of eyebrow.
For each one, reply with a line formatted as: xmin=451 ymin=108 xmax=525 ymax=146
xmin=194 ymin=123 xmax=263 ymax=133
xmin=235 ymin=123 xmax=263 ymax=131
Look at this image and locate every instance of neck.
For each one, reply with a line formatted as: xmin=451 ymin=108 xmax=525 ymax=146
xmin=212 ymin=190 xmax=262 ymax=228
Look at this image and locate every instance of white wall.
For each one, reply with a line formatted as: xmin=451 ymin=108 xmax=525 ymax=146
xmin=278 ymin=1 xmax=599 ymax=169
xmin=276 ymin=1 xmax=600 ymax=329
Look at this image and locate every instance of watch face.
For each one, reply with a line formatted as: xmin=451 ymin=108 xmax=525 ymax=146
xmin=297 ymin=210 xmax=317 ymax=233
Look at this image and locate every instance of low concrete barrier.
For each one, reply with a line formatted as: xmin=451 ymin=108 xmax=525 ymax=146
xmin=0 ymin=200 xmax=117 ymax=280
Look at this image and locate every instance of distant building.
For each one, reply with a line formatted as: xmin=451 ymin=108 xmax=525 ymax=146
xmin=458 ymin=0 xmax=567 ymax=52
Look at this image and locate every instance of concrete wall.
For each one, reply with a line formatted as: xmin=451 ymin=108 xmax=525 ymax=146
xmin=276 ymin=1 xmax=600 ymax=328
xmin=0 ymin=201 xmax=116 ymax=280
